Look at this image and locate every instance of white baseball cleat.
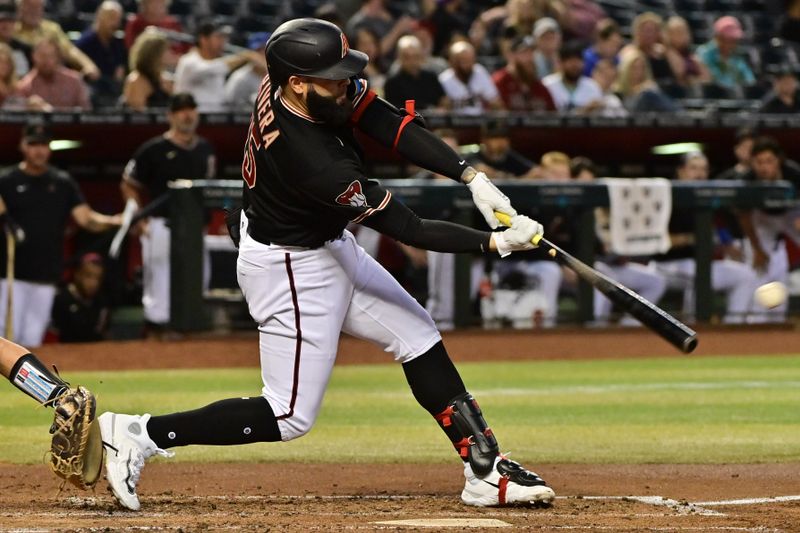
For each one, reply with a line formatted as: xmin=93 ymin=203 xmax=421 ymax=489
xmin=99 ymin=412 xmax=173 ymax=511
xmin=461 ymin=455 xmax=555 ymax=507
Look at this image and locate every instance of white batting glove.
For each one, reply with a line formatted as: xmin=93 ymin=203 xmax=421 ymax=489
xmin=493 ymin=215 xmax=543 ymax=258
xmin=466 ymin=172 xmax=516 ymax=229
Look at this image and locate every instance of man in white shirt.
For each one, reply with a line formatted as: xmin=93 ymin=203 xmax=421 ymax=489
xmin=438 ymin=41 xmax=504 ymax=115
xmin=174 ymin=20 xmax=258 ymax=112
xmin=542 ymin=41 xmax=603 ymax=113
xmin=224 ymin=32 xmax=269 ymax=112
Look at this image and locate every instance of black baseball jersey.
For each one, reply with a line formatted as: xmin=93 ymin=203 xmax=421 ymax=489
xmin=242 ymin=76 xmax=393 ymax=248
xmin=0 ymin=166 xmax=85 ymax=283
xmin=124 ymin=135 xmax=216 ymax=217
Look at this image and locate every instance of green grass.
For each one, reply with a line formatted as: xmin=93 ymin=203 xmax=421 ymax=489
xmin=2 ymin=355 xmax=799 ymax=465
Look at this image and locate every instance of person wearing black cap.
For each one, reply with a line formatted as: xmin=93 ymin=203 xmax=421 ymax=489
xmin=542 ymin=40 xmax=603 ymax=112
xmin=0 ymin=0 xmax=31 ymax=76
xmin=174 ymin=19 xmax=262 ymax=112
xmin=0 ymin=123 xmax=121 ymax=347
xmin=492 ymin=34 xmax=556 ymax=112
xmin=99 ymin=18 xmax=554 ymax=513
xmin=120 ymin=92 xmax=215 ymax=335
xmin=759 ymin=64 xmax=800 ymax=114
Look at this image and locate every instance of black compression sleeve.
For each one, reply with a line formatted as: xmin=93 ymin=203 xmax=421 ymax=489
xmin=363 ymin=200 xmax=491 ymax=253
xmin=355 ymin=96 xmax=468 ymax=181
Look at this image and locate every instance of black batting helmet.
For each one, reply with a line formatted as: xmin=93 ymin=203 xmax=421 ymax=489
xmin=266 ymin=18 xmax=368 ymax=85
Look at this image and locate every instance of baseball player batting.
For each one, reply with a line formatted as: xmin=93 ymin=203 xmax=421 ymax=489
xmin=98 ymin=18 xmax=554 ymax=511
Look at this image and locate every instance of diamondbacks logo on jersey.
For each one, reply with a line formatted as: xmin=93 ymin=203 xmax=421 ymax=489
xmin=336 ymin=180 xmax=368 ymax=208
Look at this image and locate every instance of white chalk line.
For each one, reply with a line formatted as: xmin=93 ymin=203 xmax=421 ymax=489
xmin=694 ymin=495 xmax=800 ymax=506
xmin=573 ymin=495 xmax=723 ymax=516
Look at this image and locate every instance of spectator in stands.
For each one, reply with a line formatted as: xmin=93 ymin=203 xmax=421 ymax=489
xmin=654 ymin=151 xmax=759 ymax=324
xmin=716 ymin=126 xmax=758 ymax=181
xmin=18 ymin=37 xmax=92 ymax=110
xmin=759 ymin=64 xmax=800 ymax=113
xmin=438 ymin=40 xmax=504 ymax=114
xmin=614 ymin=49 xmax=679 ymax=112
xmin=345 ymin=0 xmax=415 ymax=58
xmin=492 ymin=34 xmax=556 ymax=112
xmin=542 ymin=40 xmax=603 ymax=113
xmin=777 ymin=0 xmax=800 ymax=45
xmin=590 ymin=58 xmax=627 ymax=117
xmin=532 ymin=17 xmax=561 ymax=79
xmin=662 ymin=16 xmax=710 ymax=90
xmin=384 ymin=34 xmax=448 ymax=111
xmin=582 ymin=18 xmax=622 ymax=76
xmin=0 ymin=0 xmax=30 ymax=76
xmin=425 ymin=0 xmax=471 ymax=56
xmin=14 ymin=0 xmax=100 ymax=81
xmin=124 ymin=0 xmax=183 ymax=61
xmin=123 ymin=28 xmax=171 ymax=111
xmin=620 ymin=12 xmax=680 ymax=87
xmin=535 ymin=151 xmax=571 ymax=180
xmin=737 ymin=137 xmax=800 ymax=321
xmin=350 ymin=26 xmax=386 ymax=93
xmin=225 ymin=32 xmax=269 ymax=111
xmin=562 ymin=0 xmax=606 ymax=42
xmin=76 ymin=1 xmax=127 ymax=108
xmin=468 ymin=119 xmax=537 ymax=180
xmin=174 ymin=20 xmax=258 ymax=113
xmin=51 ymin=253 xmax=110 ymax=343
xmin=412 ymin=25 xmax=448 ymax=74
xmin=0 ymin=123 xmax=122 ymax=347
xmin=697 ymin=16 xmax=755 ymax=94
xmin=0 ymin=42 xmax=49 ymax=110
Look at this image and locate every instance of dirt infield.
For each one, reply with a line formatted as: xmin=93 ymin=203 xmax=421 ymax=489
xmin=4 ymin=326 xmax=798 ymax=532
xmin=1 ymin=463 xmax=798 ymax=531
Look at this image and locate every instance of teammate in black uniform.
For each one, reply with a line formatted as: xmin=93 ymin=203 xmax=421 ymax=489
xmin=121 ymin=93 xmax=216 ymax=333
xmin=99 ymin=18 xmax=554 ymax=511
xmin=0 ymin=124 xmax=121 ymax=347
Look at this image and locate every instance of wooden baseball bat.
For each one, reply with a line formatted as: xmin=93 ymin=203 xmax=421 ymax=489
xmin=495 ymin=212 xmax=698 ymax=353
xmin=4 ymin=227 xmax=14 ymax=341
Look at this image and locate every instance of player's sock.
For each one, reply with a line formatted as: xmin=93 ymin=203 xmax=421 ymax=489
xmin=146 ymin=396 xmax=281 ymax=448
xmin=402 ymin=341 xmax=470 ymax=450
xmin=8 ymin=353 xmax=69 ymax=406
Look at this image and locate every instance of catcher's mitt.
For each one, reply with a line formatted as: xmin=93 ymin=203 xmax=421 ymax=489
xmin=47 ymin=386 xmax=104 ymax=490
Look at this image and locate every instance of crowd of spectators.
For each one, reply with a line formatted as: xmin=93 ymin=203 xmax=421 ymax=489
xmin=0 ymin=0 xmax=795 ymax=114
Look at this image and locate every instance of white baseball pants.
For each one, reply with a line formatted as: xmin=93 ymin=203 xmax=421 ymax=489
xmin=593 ymin=261 xmax=667 ymax=325
xmin=654 ymin=258 xmax=758 ymax=324
xmin=0 ymin=279 xmax=56 ymax=347
xmin=237 ymin=228 xmax=441 ymax=442
xmin=140 ymin=217 xmax=211 ymax=325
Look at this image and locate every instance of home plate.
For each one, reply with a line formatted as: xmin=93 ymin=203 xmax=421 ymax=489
xmin=374 ymin=518 xmax=511 ymax=528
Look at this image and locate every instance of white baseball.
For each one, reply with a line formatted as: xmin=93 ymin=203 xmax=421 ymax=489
xmin=754 ymin=282 xmax=788 ymax=309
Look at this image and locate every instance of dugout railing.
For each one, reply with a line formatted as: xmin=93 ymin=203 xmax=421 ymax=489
xmin=168 ymin=179 xmax=795 ymax=331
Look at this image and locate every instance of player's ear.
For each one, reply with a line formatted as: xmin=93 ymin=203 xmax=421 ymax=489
xmin=287 ymin=75 xmax=308 ymax=97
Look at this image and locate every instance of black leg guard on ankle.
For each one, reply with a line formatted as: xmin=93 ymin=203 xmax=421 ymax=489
xmin=147 ymin=397 xmax=281 ymax=448
xmin=434 ymin=393 xmax=499 ymax=477
xmin=402 ymin=341 xmax=466 ymax=415
xmin=8 ymin=354 xmax=69 ymax=405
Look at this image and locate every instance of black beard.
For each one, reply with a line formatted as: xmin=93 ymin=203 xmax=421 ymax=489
xmin=306 ymin=87 xmax=353 ymax=126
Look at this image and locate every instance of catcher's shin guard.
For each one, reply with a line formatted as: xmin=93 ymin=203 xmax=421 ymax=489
xmin=435 ymin=392 xmax=499 ymax=477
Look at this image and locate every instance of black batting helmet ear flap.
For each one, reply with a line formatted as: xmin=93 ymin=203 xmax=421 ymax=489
xmin=266 ymin=18 xmax=368 ymax=86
